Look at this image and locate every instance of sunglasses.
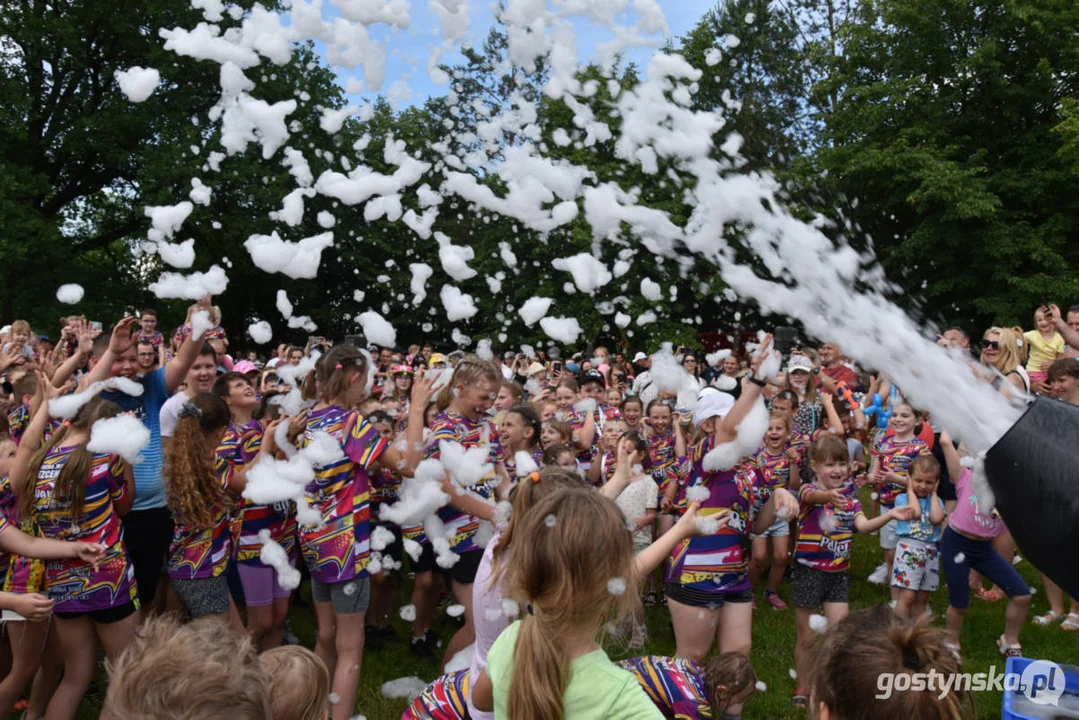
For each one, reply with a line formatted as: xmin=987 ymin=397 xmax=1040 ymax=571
xmin=981 ymin=340 xmax=1000 ymax=351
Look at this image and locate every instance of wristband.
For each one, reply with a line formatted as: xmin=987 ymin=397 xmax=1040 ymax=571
xmin=749 ymin=376 xmax=766 ymax=387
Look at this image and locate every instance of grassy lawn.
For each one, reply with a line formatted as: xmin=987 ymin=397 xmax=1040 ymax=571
xmin=70 ymin=485 xmax=1075 ymax=719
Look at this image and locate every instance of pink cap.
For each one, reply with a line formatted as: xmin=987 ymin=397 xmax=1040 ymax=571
xmin=233 ymin=360 xmax=258 ymax=374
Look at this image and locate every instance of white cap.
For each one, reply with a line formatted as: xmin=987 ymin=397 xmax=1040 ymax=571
xmin=693 ymin=391 xmax=736 ymax=426
xmin=632 ymin=352 xmax=648 ymax=362
xmin=527 ymin=362 xmax=546 ymax=376
xmin=786 ymin=354 xmax=813 ymax=374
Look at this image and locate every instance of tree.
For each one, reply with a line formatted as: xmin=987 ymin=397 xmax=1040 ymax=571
xmin=0 ymin=0 xmax=350 ymax=342
xmin=808 ymin=0 xmax=1079 ymax=329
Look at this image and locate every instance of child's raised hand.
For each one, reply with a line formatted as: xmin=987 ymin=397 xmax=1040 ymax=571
xmin=74 ymin=542 xmax=107 ymax=568
xmin=672 ymin=501 xmax=703 ymax=537
xmin=107 ymin=317 xmax=139 ymax=356
xmin=260 ymin=419 xmax=285 ymax=456
xmin=0 ymin=344 xmax=22 ymax=372
xmin=785 ymin=446 xmax=800 ymax=463
xmin=827 ymin=488 xmax=847 ymax=508
xmin=13 ymin=594 xmax=54 ymax=623
xmin=410 ymin=371 xmax=438 ymax=407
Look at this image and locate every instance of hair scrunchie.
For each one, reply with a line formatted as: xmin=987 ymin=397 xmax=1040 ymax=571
xmin=178 ymin=403 xmax=203 ymax=421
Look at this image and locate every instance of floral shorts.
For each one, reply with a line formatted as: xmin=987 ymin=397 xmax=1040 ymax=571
xmin=891 ymin=538 xmax=940 ymax=592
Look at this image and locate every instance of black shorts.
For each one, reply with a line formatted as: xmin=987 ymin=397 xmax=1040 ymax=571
xmin=410 ymin=542 xmax=438 ymax=575
xmin=443 ymin=549 xmax=483 ymax=586
xmin=55 ymin=601 xmax=138 ymax=625
xmin=791 ymin=563 xmax=849 ymax=608
xmin=933 ymin=433 xmax=958 ymax=502
xmin=664 ymin=583 xmax=753 ymax=609
xmin=123 ymin=507 xmax=174 ymax=606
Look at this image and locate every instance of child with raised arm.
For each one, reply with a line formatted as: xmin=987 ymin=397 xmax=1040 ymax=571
xmin=790 ymin=435 xmax=917 ymax=707
xmin=891 ymin=455 xmax=947 ymax=619
xmin=868 ymin=402 xmax=932 ymax=598
xmin=749 ymin=411 xmax=800 ymax=609
xmin=938 ymin=432 xmax=1031 ymax=661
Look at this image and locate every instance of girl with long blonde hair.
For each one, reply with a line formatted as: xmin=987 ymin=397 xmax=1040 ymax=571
xmin=472 ymin=487 xmax=661 ymax=719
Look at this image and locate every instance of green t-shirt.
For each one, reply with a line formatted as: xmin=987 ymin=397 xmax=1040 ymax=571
xmin=486 ymin=621 xmax=662 ymax=719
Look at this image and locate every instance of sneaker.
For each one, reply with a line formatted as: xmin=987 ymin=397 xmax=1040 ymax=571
xmin=282 ymin=620 xmax=300 ymax=646
xmin=765 ymin=591 xmax=788 ymax=610
xmin=868 ymin=564 xmax=889 ymax=585
xmin=410 ymin=636 xmax=437 ymax=663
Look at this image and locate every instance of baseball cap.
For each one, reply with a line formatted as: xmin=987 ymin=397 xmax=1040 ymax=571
xmin=390 ymin=364 xmax=412 ymax=375
xmin=786 ymin=355 xmax=814 ymax=374
xmin=527 ymin=362 xmax=546 ymax=376
xmin=632 ymin=352 xmax=648 ymax=363
xmin=428 ymin=353 xmax=448 ymax=367
xmin=693 ymin=391 xmax=736 ymax=426
xmin=233 ymin=360 xmax=258 ymax=374
xmin=578 ymin=369 xmax=606 ymax=387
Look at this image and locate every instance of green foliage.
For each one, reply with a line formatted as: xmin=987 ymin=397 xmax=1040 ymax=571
xmin=807 ymin=0 xmax=1079 ymax=330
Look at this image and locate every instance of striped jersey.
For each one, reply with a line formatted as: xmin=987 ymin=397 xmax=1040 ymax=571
xmin=168 ymin=456 xmax=235 ymax=579
xmin=33 ymin=446 xmax=136 ymax=611
xmin=666 ymin=437 xmax=755 ymax=593
xmin=299 ymin=405 xmax=387 ymax=583
xmin=795 ymin=482 xmax=862 ymax=572
xmin=426 ymin=411 xmax=503 ymax=554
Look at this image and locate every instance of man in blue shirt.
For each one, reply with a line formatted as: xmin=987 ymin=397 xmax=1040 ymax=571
xmin=85 ymin=299 xmax=212 ymax=615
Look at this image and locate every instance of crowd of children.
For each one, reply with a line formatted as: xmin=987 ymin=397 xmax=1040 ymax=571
xmin=0 ymin=301 xmax=1072 ymax=719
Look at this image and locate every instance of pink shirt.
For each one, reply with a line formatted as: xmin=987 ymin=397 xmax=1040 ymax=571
xmin=467 ymin=529 xmax=508 ymax=720
xmin=948 ymin=469 xmax=1004 ymax=539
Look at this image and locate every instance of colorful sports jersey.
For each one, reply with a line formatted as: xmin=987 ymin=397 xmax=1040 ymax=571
xmin=666 ymin=437 xmax=754 ymax=593
xmin=224 ymin=422 xmax=298 ymax=567
xmin=426 ymin=411 xmax=503 ymax=554
xmin=616 ymin=656 xmax=711 ymax=720
xmin=752 ymin=448 xmax=794 ymax=512
xmin=873 ymin=436 xmax=932 ymax=505
xmin=300 ymin=405 xmax=388 ymax=583
xmin=407 ymin=670 xmax=471 ymax=720
xmin=0 ymin=476 xmax=18 ymax=589
xmin=796 ymin=482 xmax=862 ymax=572
xmin=32 ymin=446 xmax=136 ymax=611
xmin=7 ymin=404 xmax=61 ymax=447
xmin=168 ymin=456 xmax=235 ymax=579
xmin=137 ymin=329 xmax=165 ymax=347
xmin=370 ymin=461 xmax=403 ymax=504
xmin=648 ymin=431 xmax=683 ymax=496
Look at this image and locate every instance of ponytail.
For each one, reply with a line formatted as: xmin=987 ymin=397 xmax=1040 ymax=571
xmin=509 ymin=614 xmax=570 ymax=720
xmin=503 ymin=489 xmax=634 ymax=720
xmin=165 ymin=393 xmax=231 ymax=530
xmin=314 ymin=345 xmax=368 ymax=405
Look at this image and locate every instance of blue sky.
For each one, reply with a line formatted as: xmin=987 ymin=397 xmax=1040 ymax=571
xmin=327 ymin=0 xmax=718 ymax=107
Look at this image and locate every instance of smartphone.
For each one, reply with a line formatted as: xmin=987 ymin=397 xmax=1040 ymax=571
xmin=552 ymin=361 xmax=562 ymax=373
xmin=90 ymin=321 xmax=103 ymax=332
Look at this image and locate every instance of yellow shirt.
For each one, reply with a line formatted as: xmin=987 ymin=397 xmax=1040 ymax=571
xmin=1024 ymin=330 xmax=1064 ymax=373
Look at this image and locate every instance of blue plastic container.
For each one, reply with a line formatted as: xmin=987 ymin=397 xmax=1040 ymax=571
xmin=1002 ymin=656 xmax=1079 ymax=719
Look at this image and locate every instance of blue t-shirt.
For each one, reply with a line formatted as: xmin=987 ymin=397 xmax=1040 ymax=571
xmin=894 ymin=492 xmax=942 ymax=543
xmin=101 ymin=367 xmax=169 ymax=511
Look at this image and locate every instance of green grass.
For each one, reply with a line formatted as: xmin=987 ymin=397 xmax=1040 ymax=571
xmin=67 ymin=487 xmax=1076 ymax=719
